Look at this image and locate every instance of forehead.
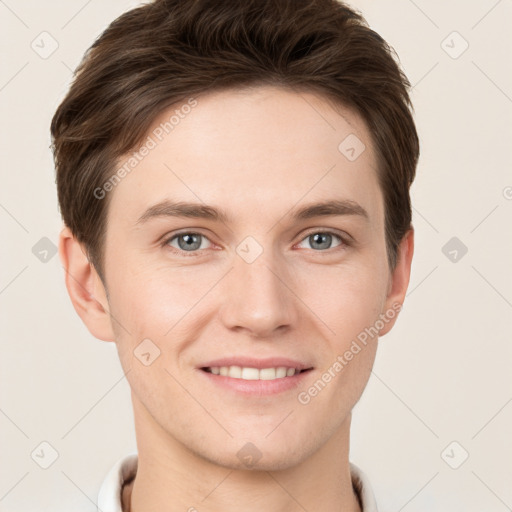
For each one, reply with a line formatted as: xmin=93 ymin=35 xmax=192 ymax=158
xmin=108 ymin=85 xmax=382 ymax=228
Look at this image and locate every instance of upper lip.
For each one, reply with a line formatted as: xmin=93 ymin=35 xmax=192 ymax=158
xmin=199 ymin=357 xmax=313 ymax=371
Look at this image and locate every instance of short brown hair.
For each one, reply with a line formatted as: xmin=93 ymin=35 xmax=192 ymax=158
xmin=51 ymin=0 xmax=419 ymax=282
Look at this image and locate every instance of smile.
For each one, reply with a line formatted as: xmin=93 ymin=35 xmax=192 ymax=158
xmin=199 ymin=366 xmax=314 ymax=396
xmin=202 ymin=366 xmax=310 ymax=381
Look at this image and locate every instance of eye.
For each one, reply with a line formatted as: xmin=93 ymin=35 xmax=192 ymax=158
xmin=296 ymin=230 xmax=346 ymax=251
xmin=164 ymin=232 xmax=212 ymax=256
xmin=162 ymin=229 xmax=349 ymax=257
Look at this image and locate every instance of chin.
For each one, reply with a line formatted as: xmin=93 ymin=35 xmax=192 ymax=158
xmin=212 ymin=449 xmax=307 ymax=472
xmin=193 ymin=434 xmax=313 ymax=472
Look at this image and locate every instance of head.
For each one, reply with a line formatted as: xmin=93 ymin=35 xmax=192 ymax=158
xmin=53 ymin=0 xmax=418 ymax=470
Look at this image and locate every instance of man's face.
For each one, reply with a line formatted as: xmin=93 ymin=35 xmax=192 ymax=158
xmin=101 ymin=86 xmax=397 ymax=470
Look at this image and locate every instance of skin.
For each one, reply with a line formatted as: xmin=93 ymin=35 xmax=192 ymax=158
xmin=59 ymin=86 xmax=414 ymax=512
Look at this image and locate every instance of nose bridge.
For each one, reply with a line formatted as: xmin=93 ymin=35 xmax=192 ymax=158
xmin=219 ymin=242 xmax=298 ymax=336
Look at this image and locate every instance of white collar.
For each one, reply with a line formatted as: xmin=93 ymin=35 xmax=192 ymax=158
xmin=97 ymin=453 xmax=378 ymax=511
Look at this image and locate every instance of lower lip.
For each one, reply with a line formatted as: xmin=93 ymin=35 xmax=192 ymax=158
xmin=198 ymin=369 xmax=313 ymax=396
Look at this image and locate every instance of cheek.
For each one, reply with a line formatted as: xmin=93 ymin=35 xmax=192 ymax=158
xmin=106 ymin=263 xmax=218 ymax=384
xmin=106 ymin=268 xmax=197 ymax=415
xmin=108 ymin=264 xmax=204 ymax=334
xmin=293 ymin=258 xmax=389 ymax=342
xmin=296 ymin=265 xmax=385 ymax=416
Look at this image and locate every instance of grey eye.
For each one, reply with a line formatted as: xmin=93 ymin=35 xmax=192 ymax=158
xmin=168 ymin=233 xmax=210 ymax=252
xmin=298 ymin=232 xmax=343 ymax=251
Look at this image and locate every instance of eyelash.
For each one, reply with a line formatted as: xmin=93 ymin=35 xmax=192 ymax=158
xmin=161 ymin=229 xmax=351 ymax=258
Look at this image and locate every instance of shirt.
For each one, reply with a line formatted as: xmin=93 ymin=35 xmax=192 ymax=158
xmin=97 ymin=452 xmax=378 ymax=512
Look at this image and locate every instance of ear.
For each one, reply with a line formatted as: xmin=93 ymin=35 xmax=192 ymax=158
xmin=58 ymin=225 xmax=115 ymax=342
xmin=379 ymin=227 xmax=414 ymax=337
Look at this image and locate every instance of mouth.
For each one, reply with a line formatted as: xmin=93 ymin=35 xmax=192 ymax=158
xmin=197 ymin=359 xmax=314 ymax=396
xmin=200 ymin=366 xmax=313 ymax=381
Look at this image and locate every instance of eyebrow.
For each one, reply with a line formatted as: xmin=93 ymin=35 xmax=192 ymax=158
xmin=135 ymin=198 xmax=369 ymax=225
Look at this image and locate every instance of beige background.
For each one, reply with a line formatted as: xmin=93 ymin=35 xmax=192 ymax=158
xmin=1 ymin=0 xmax=511 ymax=510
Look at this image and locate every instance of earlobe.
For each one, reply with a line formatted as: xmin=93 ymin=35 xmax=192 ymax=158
xmin=58 ymin=225 xmax=115 ymax=342
xmin=379 ymin=228 xmax=414 ymax=337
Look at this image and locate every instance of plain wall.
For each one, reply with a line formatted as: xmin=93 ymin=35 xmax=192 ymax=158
xmin=1 ymin=1 xmax=511 ymax=510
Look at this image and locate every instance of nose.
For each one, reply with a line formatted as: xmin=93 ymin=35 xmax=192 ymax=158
xmin=218 ymin=247 xmax=299 ymax=338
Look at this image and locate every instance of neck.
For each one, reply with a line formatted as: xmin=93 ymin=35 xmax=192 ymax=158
xmin=126 ymin=395 xmax=361 ymax=512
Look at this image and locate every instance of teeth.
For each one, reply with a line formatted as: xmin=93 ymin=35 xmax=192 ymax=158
xmin=229 ymin=366 xmax=242 ymax=378
xmin=206 ymin=366 xmax=300 ymax=381
xmin=260 ymin=368 xmax=276 ymax=380
xmin=241 ymin=367 xmax=259 ymax=380
xmin=276 ymin=367 xmax=287 ymax=378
